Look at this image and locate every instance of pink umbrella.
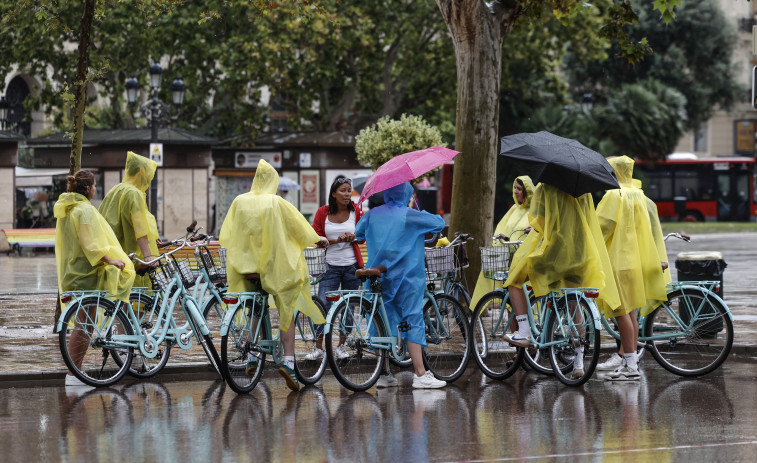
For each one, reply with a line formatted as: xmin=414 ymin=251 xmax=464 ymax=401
xmin=358 ymin=146 xmax=460 ymax=204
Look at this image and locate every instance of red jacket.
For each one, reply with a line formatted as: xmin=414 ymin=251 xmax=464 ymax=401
xmin=312 ymin=204 xmax=364 ymax=268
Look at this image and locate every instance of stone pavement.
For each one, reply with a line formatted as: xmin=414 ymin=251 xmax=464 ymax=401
xmin=1 ymin=232 xmax=756 ymax=381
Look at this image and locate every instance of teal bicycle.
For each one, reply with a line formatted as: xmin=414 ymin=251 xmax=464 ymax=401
xmin=57 ymin=225 xmax=222 ymax=387
xmin=218 ymin=248 xmax=328 ymax=394
xmin=323 ymin=265 xmax=471 ymax=391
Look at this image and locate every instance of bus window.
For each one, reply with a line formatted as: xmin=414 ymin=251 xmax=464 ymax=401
xmin=642 ymin=169 xmax=672 ymax=201
xmin=674 ymin=169 xmax=701 ymax=200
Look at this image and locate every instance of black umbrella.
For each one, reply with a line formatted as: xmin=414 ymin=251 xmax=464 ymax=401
xmin=499 ymin=131 xmax=619 ymax=197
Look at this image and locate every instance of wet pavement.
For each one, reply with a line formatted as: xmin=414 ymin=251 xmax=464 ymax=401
xmin=1 ymin=233 xmax=757 ymax=461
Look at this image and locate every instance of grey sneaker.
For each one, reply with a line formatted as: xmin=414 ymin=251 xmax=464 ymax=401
xmin=335 ymin=344 xmax=351 ymax=360
xmin=304 ymin=347 xmax=324 ymax=361
xmin=605 ymin=365 xmax=640 ymax=382
xmin=278 ymin=364 xmax=301 ymax=391
xmin=412 ymin=371 xmax=446 ymax=389
xmin=571 ymin=366 xmax=585 ymax=380
xmin=376 ymin=372 xmax=398 ymax=388
xmin=597 ymin=354 xmax=624 ymax=371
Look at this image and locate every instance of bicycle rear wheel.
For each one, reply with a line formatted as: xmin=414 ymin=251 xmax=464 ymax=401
xmin=59 ymin=297 xmax=134 ymax=387
xmin=547 ymin=298 xmax=600 ymax=386
xmin=325 ymin=298 xmax=385 ymax=391
xmin=294 ymin=297 xmax=329 ymax=385
xmin=124 ymin=292 xmax=171 ymax=378
xmin=470 ymin=291 xmax=521 ymax=380
xmin=423 ymin=293 xmax=471 ymax=382
xmin=645 ymin=288 xmax=733 ymax=376
xmin=221 ymin=301 xmax=269 ymax=394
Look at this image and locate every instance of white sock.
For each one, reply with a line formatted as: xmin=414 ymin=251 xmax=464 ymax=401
xmin=515 ymin=315 xmax=529 ymax=337
xmin=285 ymin=356 xmax=295 ymax=369
xmin=574 ymin=347 xmax=584 ymax=368
xmin=623 ymin=352 xmax=637 ymax=369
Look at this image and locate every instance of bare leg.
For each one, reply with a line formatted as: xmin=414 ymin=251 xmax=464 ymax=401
xmin=508 ymin=285 xmax=528 ymax=316
xmin=67 ymin=304 xmax=96 ymax=375
xmin=281 ymin=318 xmax=296 ymax=357
xmin=616 ymin=312 xmax=636 ymax=355
xmin=407 ymin=341 xmax=426 ymax=377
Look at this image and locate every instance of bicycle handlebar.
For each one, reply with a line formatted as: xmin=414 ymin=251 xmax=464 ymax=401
xmin=129 ymin=222 xmax=207 ymax=265
xmin=664 ymin=232 xmax=691 ymax=242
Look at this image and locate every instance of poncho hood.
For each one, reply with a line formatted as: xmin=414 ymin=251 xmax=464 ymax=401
xmin=123 ymin=151 xmax=157 ymax=193
xmin=54 ymin=192 xmax=90 ymax=219
xmin=251 ymin=159 xmax=279 ymax=195
xmin=384 ymin=182 xmax=414 ymax=206
xmin=512 ymin=175 xmax=535 ymax=210
xmin=608 ymin=156 xmax=635 ymax=188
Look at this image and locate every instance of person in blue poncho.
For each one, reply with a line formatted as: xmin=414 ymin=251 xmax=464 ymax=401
xmin=355 ymin=182 xmax=447 ymax=389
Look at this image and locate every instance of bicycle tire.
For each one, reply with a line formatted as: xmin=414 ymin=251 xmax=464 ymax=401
xmin=58 ymin=297 xmax=134 ymax=387
xmin=123 ymin=292 xmax=171 ymax=378
xmin=445 ymin=280 xmax=488 ymax=360
xmin=470 ymin=291 xmax=522 ymax=380
xmin=325 ymin=298 xmax=385 ymax=391
xmin=202 ymin=293 xmax=229 ymax=372
xmin=294 ymin=297 xmax=329 ymax=385
xmin=221 ymin=301 xmax=269 ymax=394
xmin=422 ymin=293 xmax=471 ymax=382
xmin=645 ymin=288 xmax=733 ymax=377
xmin=547 ymin=297 xmax=600 ymax=386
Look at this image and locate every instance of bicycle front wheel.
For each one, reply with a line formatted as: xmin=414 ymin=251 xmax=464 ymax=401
xmin=125 ymin=292 xmax=171 ymax=378
xmin=325 ymin=298 xmax=385 ymax=391
xmin=645 ymin=288 xmax=733 ymax=376
xmin=294 ymin=297 xmax=328 ymax=385
xmin=423 ymin=294 xmax=471 ymax=382
xmin=59 ymin=297 xmax=134 ymax=387
xmin=471 ymin=291 xmax=522 ymax=380
xmin=547 ymin=298 xmax=600 ymax=387
xmin=221 ymin=301 xmax=269 ymax=394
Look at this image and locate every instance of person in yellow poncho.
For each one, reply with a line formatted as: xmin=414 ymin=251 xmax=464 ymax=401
xmin=595 ymin=156 xmax=670 ymax=380
xmin=98 ymin=151 xmax=160 ymax=288
xmin=54 ymin=170 xmax=136 ymax=386
xmin=219 ymin=159 xmax=327 ymax=391
xmin=470 ymin=176 xmax=534 ymax=310
xmin=502 ymin=183 xmax=621 ymax=378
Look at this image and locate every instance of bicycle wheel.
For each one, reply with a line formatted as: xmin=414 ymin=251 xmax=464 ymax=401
xmin=189 ymin=300 xmax=222 ymax=377
xmin=294 ymin=297 xmax=329 ymax=385
xmin=325 ymin=298 xmax=385 ymax=391
xmin=124 ymin=292 xmax=171 ymax=378
xmin=522 ymin=294 xmax=559 ymax=376
xmin=470 ymin=291 xmax=522 ymax=380
xmin=423 ymin=293 xmax=471 ymax=382
xmin=58 ymin=297 xmax=134 ymax=387
xmin=645 ymin=288 xmax=733 ymax=376
xmin=221 ymin=301 xmax=269 ymax=394
xmin=546 ymin=298 xmax=600 ymax=386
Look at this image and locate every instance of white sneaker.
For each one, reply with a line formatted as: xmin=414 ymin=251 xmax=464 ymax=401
xmin=376 ymin=372 xmax=398 ymax=388
xmin=304 ymin=347 xmax=324 ymax=361
xmin=504 ymin=333 xmax=534 ymax=348
xmin=335 ymin=345 xmax=351 ymax=360
xmin=604 ymin=365 xmax=641 ymax=381
xmin=412 ymin=371 xmax=446 ymax=389
xmin=65 ymin=374 xmax=93 ymax=388
xmin=597 ymin=354 xmax=623 ymax=371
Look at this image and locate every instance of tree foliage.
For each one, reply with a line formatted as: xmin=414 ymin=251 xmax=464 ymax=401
xmin=354 ymin=114 xmax=443 ymax=171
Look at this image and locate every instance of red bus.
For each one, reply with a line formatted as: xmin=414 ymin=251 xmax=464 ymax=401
xmin=635 ymin=156 xmax=756 ymax=222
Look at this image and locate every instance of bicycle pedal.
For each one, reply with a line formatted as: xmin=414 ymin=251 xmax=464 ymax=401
xmin=398 ymin=322 xmax=410 ymax=332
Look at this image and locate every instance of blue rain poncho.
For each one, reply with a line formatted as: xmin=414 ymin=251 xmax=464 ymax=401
xmin=54 ymin=192 xmax=136 ymax=302
xmin=355 ymin=182 xmax=445 ymax=347
xmin=596 ymin=156 xmax=670 ymax=317
xmin=219 ymin=159 xmax=324 ymax=329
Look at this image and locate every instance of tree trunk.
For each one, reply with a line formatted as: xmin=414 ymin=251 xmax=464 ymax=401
xmin=69 ymin=0 xmax=96 ymax=175
xmin=435 ymin=0 xmax=518 ymax=284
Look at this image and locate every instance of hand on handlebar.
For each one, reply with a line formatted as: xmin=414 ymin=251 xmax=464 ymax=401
xmin=317 ymin=237 xmax=330 ymax=248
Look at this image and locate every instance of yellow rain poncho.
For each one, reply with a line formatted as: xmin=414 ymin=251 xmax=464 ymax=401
xmin=54 ymin=192 xmax=136 ymax=302
xmin=98 ymin=151 xmax=158 ymax=288
xmin=504 ymin=183 xmax=620 ymax=312
xmin=219 ymin=159 xmax=324 ymax=329
xmin=596 ymin=156 xmax=670 ymax=317
xmin=470 ymin=176 xmax=534 ymax=310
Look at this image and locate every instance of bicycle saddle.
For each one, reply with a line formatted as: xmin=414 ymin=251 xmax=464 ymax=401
xmin=355 ymin=266 xmax=386 ymax=279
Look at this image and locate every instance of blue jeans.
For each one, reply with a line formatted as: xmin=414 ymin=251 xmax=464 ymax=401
xmin=316 ymin=263 xmax=360 ymax=337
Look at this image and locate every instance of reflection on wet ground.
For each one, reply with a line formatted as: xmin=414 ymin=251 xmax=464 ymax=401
xmin=2 ymin=362 xmax=757 ymax=461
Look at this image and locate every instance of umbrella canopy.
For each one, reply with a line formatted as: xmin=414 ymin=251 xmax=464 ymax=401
xmin=278 ymin=176 xmax=301 ymax=191
xmin=358 ymin=146 xmax=459 ymax=204
xmin=499 ymin=131 xmax=619 ymax=197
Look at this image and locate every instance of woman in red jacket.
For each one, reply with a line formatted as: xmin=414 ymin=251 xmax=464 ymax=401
xmin=307 ymin=175 xmax=364 ymax=360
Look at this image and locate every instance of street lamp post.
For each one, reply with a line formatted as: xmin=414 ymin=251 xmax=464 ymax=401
xmin=125 ymin=61 xmax=186 ymax=215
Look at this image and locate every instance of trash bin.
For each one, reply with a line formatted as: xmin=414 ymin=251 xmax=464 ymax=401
xmin=675 ymin=251 xmax=727 ymax=335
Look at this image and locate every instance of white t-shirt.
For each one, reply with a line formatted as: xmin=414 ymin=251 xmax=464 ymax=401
xmin=325 ymin=211 xmax=357 ymax=266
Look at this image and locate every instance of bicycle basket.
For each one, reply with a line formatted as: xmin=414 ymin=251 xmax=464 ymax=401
xmin=196 ymin=245 xmax=227 ymax=284
xmin=149 ymin=255 xmax=196 ymax=292
xmin=425 ymin=244 xmax=462 ymax=281
xmin=480 ymin=243 xmax=519 ymax=281
xmin=303 ymin=247 xmax=327 ymax=279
